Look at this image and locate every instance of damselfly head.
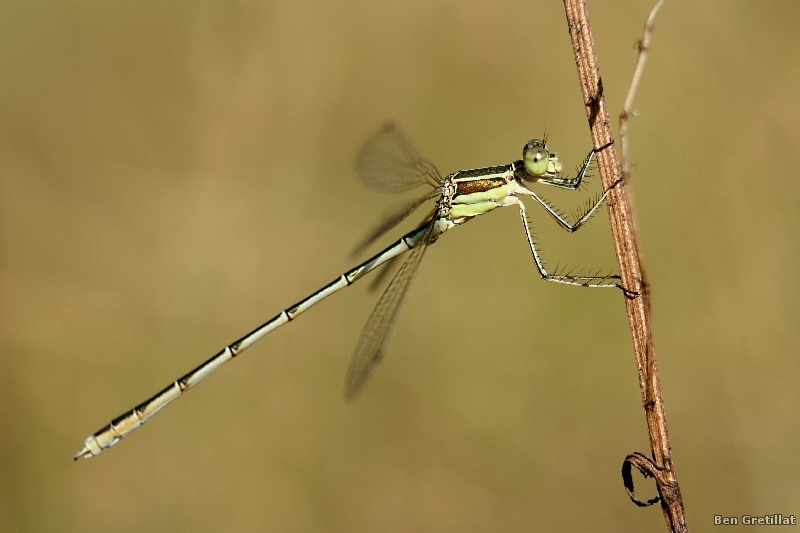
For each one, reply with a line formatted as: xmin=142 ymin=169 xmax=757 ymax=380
xmin=522 ymin=140 xmax=562 ymax=179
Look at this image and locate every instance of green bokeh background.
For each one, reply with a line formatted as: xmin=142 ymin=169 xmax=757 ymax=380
xmin=2 ymin=1 xmax=798 ymax=531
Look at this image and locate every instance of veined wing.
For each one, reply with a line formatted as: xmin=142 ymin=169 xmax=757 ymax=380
xmin=350 ymin=190 xmax=440 ymax=258
xmin=356 ymin=123 xmax=442 ymax=192
xmin=344 ymin=221 xmax=435 ymax=399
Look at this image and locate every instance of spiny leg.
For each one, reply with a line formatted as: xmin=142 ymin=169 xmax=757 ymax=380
xmin=519 ymin=175 xmax=623 ymax=233
xmin=511 ymin=197 xmax=620 ymax=287
xmin=539 ymin=140 xmax=615 ymax=190
xmin=538 ymin=148 xmax=595 ymax=190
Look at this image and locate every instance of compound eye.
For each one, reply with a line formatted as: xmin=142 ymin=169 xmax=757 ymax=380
xmin=523 ymin=141 xmax=550 ymax=177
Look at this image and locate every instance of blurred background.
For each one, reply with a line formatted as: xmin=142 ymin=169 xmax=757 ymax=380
xmin=2 ymin=1 xmax=798 ymax=531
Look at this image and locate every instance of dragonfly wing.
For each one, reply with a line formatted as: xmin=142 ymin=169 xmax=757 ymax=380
xmin=356 ymin=123 xmax=442 ymax=192
xmin=351 ymin=189 xmax=440 ymax=258
xmin=344 ymin=221 xmax=435 ymax=399
xmin=365 ymin=254 xmax=401 ymax=293
xmin=364 ymin=205 xmax=438 ymax=293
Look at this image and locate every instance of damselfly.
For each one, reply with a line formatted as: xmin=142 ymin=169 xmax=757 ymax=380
xmin=74 ymin=124 xmax=620 ymax=460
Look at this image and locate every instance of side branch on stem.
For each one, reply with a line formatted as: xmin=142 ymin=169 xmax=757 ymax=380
xmin=561 ymin=1 xmax=687 ymax=532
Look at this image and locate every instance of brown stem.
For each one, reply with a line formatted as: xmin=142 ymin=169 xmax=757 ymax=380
xmin=620 ymin=0 xmax=665 ymax=182
xmin=561 ymin=1 xmax=688 ymax=532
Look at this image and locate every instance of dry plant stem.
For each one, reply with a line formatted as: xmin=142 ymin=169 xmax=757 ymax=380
xmin=561 ymin=1 xmax=687 ymax=532
xmin=620 ymin=0 xmax=665 ymax=180
xmin=619 ymin=0 xmax=664 ymax=418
